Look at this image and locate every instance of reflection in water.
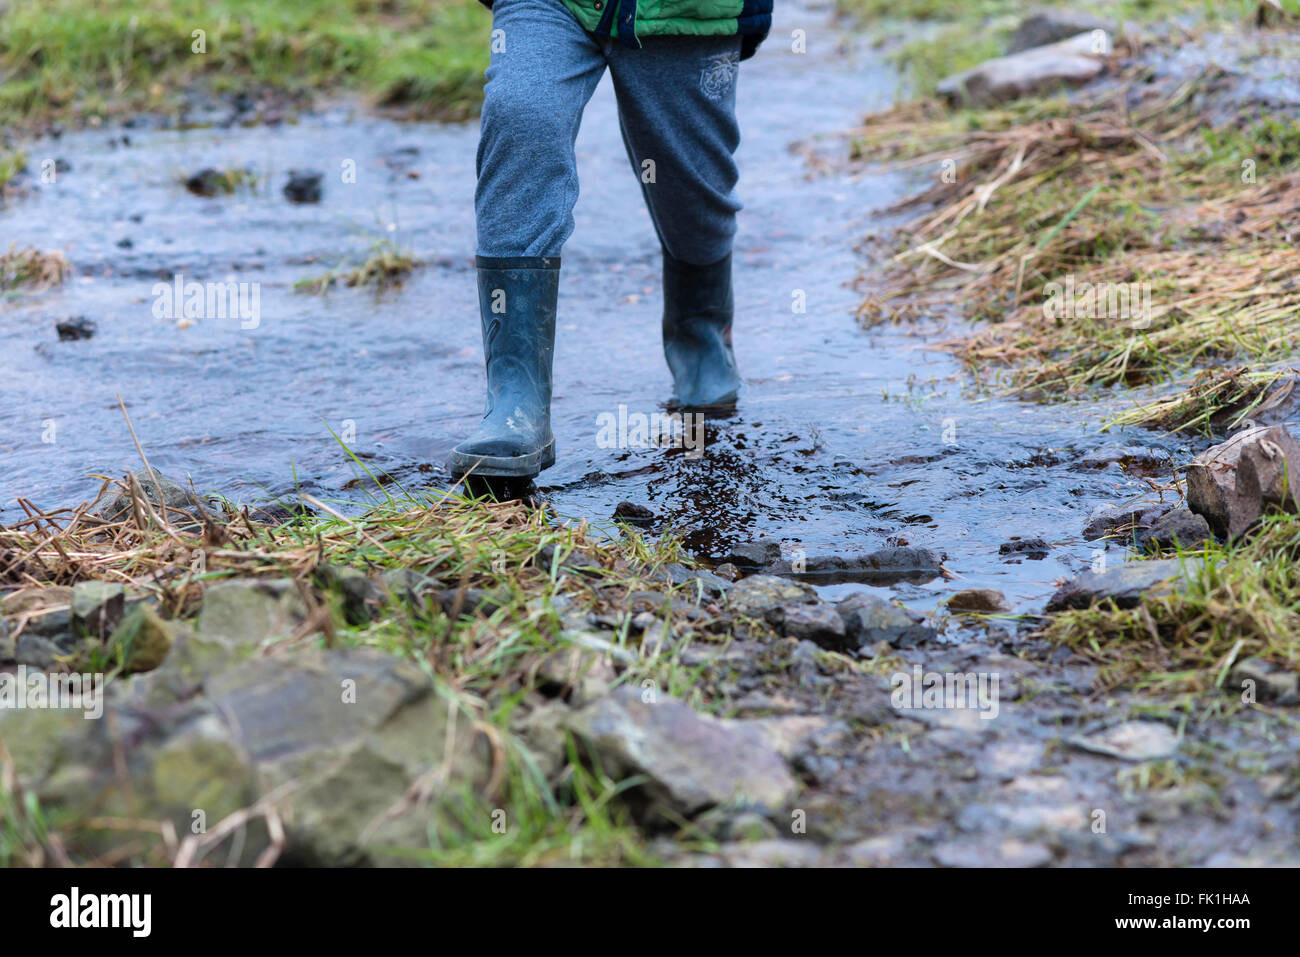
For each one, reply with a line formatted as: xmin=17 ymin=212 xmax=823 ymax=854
xmin=0 ymin=3 xmax=1190 ymax=614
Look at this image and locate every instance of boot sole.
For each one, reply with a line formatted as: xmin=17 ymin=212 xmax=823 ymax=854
xmin=448 ymin=439 xmax=556 ymax=480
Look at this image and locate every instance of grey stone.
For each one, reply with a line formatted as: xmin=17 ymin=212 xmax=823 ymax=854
xmin=92 ymin=468 xmax=220 ymax=530
xmin=1083 ymin=495 xmax=1175 ymax=540
xmin=1008 ymin=10 xmax=1117 ymax=54
xmin=723 ymin=541 xmax=783 ymax=569
xmin=693 ymin=806 xmax=781 ymax=843
xmin=71 ymin=581 xmax=126 ymax=640
xmin=933 ymin=839 xmax=1053 ymax=868
xmin=800 ymin=546 xmax=945 ymax=583
xmin=938 ymin=31 xmax=1112 ymax=107
xmin=2 ymin=587 xmax=79 ymax=666
xmin=196 ymin=578 xmax=312 ymax=654
xmin=533 ymin=641 xmax=615 ymax=706
xmin=1187 ymin=426 xmax=1300 ymax=538
xmin=1045 ymin=558 xmax=1202 ymax=612
xmin=835 ymin=592 xmax=934 ymax=649
xmin=647 ymin=562 xmax=731 ymax=599
xmin=0 ymin=647 xmax=490 ymax=866
xmin=724 ymin=574 xmax=816 ymax=619
xmin=1134 ymin=508 xmax=1212 ymax=551
xmin=717 ymin=839 xmax=824 ymax=867
xmin=1228 ymin=658 xmax=1300 ymax=704
xmin=1069 ymin=721 xmax=1179 ymax=761
xmin=534 ymin=543 xmax=603 ymax=577
xmin=314 ymin=564 xmax=379 ymax=625
xmin=562 ymin=685 xmax=799 ymax=820
xmin=766 ymin=602 xmax=847 ymax=648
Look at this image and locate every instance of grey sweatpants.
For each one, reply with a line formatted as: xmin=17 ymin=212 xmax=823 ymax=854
xmin=475 ymin=0 xmax=743 ymax=265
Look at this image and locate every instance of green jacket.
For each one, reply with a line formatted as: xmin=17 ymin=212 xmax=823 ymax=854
xmin=480 ymin=0 xmax=772 ymax=59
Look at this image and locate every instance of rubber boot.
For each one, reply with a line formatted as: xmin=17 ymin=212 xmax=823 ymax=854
xmin=449 ymin=257 xmax=559 ymax=480
xmin=662 ymin=249 xmax=742 ymax=408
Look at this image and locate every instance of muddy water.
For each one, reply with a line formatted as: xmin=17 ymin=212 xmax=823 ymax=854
xmin=0 ymin=1 xmax=1186 ymax=613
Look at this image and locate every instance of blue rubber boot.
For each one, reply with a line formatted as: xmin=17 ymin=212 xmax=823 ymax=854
xmin=662 ymin=249 xmax=742 ymax=408
xmin=449 ymin=257 xmax=559 ymax=480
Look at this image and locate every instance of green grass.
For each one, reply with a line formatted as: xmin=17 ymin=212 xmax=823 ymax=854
xmin=0 ymin=150 xmax=27 ymax=191
xmin=0 ymin=480 xmax=764 ymax=865
xmin=0 ymin=0 xmax=491 ymax=130
xmin=1044 ymin=512 xmax=1300 ymax=694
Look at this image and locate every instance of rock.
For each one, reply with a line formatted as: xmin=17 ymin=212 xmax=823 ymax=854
xmin=283 ymin=169 xmax=323 ymax=204
xmin=1228 ymin=658 xmax=1300 ymax=704
xmin=723 ymin=541 xmax=783 ymax=569
xmin=724 ymin=574 xmax=816 ymax=619
xmin=835 ymin=593 xmax=934 ymax=649
xmin=1187 ymin=426 xmax=1300 ymax=538
xmin=1069 ymin=721 xmax=1179 ymax=761
xmin=92 ymin=468 xmax=220 ymax=531
xmin=612 ymin=501 xmax=655 ymax=525
xmin=693 ymin=806 xmax=781 ymax=842
xmin=713 ymin=562 xmax=739 ymax=582
xmin=1045 ymin=557 xmax=1202 ymax=612
xmin=511 ymin=699 xmax=570 ymax=781
xmin=533 ymin=642 xmax=615 ymax=706
xmin=1008 ymin=10 xmax=1116 ymax=54
xmin=934 ymin=839 xmax=1053 ymax=868
xmin=766 ymin=602 xmax=846 ymax=648
xmin=948 ymin=588 xmax=1009 ymax=613
xmin=731 ymin=715 xmax=845 ymax=762
xmin=55 ymin=316 xmax=96 ymax=341
xmin=726 ymin=545 xmax=943 ymax=584
xmin=937 ymin=31 xmax=1112 ymax=107
xmin=1083 ymin=495 xmax=1175 ymax=540
xmin=70 ymin=581 xmax=126 ymax=641
xmin=999 ymin=537 xmax=1048 ymax=558
xmin=1256 ymin=0 xmax=1297 ymax=28
xmin=1134 ymin=508 xmax=1212 ymax=551
xmin=107 ymin=602 xmax=176 ymax=673
xmin=314 ymin=564 xmax=378 ymax=625
xmin=717 ymin=839 xmax=824 ymax=867
xmin=0 ymin=647 xmax=490 ymax=866
xmin=800 ymin=546 xmax=945 ymax=583
xmin=534 ymin=543 xmax=603 ymax=577
xmin=437 ymin=587 xmax=508 ymax=620
xmin=183 ymin=167 xmax=247 ymax=197
xmin=377 ymin=568 xmax=440 ymax=604
xmin=644 ymin=562 xmax=731 ymax=599
xmin=562 ymin=685 xmax=799 ymax=821
xmin=2 ymin=586 xmax=79 ymax=668
xmin=196 ymin=578 xmax=312 ymax=657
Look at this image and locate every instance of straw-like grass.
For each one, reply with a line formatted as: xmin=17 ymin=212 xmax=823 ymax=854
xmin=1044 ymin=512 xmax=1300 ymax=694
xmin=0 ymin=245 xmax=71 ymax=291
xmin=851 ymin=66 xmax=1300 ymax=410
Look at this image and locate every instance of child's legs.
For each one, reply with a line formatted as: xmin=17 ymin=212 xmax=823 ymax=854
xmin=609 ymin=37 xmax=744 ymax=266
xmin=475 ymin=0 xmax=607 ymax=258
